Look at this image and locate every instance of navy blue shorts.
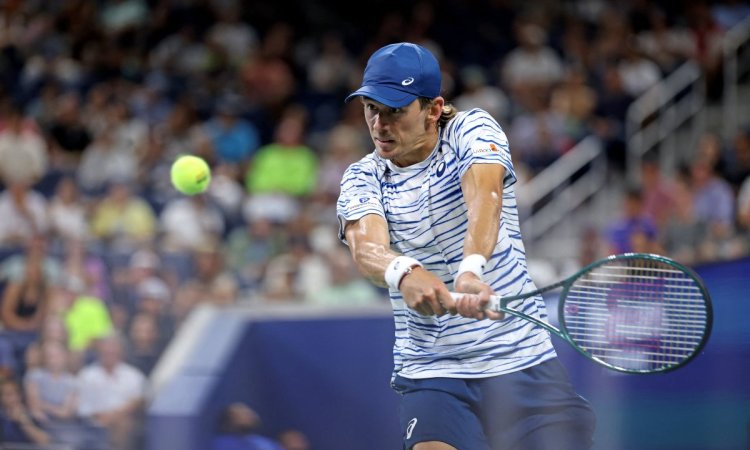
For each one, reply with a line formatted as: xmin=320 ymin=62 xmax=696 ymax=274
xmin=393 ymin=358 xmax=596 ymax=450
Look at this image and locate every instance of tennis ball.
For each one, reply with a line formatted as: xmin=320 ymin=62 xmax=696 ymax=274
xmin=170 ymin=155 xmax=211 ymax=195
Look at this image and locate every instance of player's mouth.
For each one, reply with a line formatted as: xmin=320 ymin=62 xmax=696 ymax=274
xmin=375 ymin=137 xmax=396 ymax=152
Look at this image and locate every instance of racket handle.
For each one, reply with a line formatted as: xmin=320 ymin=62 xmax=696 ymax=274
xmin=449 ymin=292 xmax=502 ymax=311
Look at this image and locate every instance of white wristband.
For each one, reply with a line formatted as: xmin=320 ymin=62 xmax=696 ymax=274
xmin=385 ymin=256 xmax=423 ymax=291
xmin=457 ymin=254 xmax=487 ymax=281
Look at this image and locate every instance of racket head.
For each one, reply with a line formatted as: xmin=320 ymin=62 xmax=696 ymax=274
xmin=558 ymin=253 xmax=713 ymax=374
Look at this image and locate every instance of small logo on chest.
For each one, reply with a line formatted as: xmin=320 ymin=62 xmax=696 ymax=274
xmin=435 ymin=161 xmax=446 ymax=177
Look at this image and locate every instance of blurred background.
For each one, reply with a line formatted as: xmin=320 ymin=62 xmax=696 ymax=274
xmin=0 ymin=0 xmax=749 ymax=449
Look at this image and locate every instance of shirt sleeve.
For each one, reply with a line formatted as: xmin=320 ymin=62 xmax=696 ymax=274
xmin=336 ymin=158 xmax=385 ymax=244
xmin=451 ymin=109 xmax=517 ymax=188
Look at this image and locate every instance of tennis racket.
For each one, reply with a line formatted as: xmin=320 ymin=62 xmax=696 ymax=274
xmin=451 ymin=253 xmax=712 ymax=374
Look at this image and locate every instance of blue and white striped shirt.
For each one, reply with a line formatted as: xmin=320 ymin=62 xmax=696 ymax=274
xmin=337 ymin=108 xmax=556 ymax=380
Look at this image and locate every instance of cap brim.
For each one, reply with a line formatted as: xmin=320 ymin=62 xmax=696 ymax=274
xmin=345 ymin=85 xmax=417 ymax=108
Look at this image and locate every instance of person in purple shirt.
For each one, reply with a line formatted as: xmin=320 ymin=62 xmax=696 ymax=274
xmin=606 ymin=187 xmax=659 ymax=254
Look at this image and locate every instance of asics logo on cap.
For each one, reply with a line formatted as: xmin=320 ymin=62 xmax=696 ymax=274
xmin=401 ymin=77 xmax=415 ymax=86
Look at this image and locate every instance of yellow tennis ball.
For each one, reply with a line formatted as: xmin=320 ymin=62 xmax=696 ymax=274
xmin=170 ymin=155 xmax=211 ymax=195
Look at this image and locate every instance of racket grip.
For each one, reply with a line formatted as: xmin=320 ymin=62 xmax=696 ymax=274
xmin=449 ymin=292 xmax=502 ymax=311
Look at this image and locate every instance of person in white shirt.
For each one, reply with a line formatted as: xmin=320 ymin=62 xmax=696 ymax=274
xmin=77 ymin=334 xmax=146 ymax=450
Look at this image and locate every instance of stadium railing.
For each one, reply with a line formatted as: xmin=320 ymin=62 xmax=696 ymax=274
xmin=625 ymin=60 xmax=705 ymax=185
xmin=723 ymin=15 xmax=750 ymax=140
xmin=517 ymin=135 xmax=607 ymax=244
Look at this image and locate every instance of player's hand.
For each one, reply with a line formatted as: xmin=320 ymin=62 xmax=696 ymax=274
xmin=454 ymin=272 xmax=505 ymax=320
xmin=399 ymin=267 xmax=454 ymax=316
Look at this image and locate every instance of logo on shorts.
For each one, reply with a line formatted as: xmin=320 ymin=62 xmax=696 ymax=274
xmin=406 ymin=418 xmax=418 ymax=439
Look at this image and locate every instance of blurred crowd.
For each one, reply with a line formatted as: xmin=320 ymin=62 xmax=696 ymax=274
xmin=0 ymin=0 xmax=749 ymax=449
xmin=593 ymin=129 xmax=750 ymax=269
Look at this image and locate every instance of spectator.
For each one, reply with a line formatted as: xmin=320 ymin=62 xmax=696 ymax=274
xmin=0 ymin=183 xmax=50 ymax=248
xmin=640 ymin=157 xmax=678 ymax=229
xmin=125 ymin=313 xmax=163 ymax=376
xmin=306 ymin=31 xmax=356 ymax=97
xmin=550 ymin=65 xmax=598 ymax=144
xmin=690 ymin=155 xmax=741 ymax=260
xmin=24 ymin=340 xmax=78 ymax=424
xmin=637 ymin=8 xmax=695 ymax=74
xmin=203 ymin=96 xmax=261 ymax=165
xmin=0 ymin=377 xmax=51 ymax=445
xmin=60 ymin=238 xmax=111 ymax=303
xmin=159 ymin=195 xmax=225 ymax=252
xmin=207 ymin=6 xmax=259 ymax=68
xmin=206 ymin=163 xmax=247 ymax=225
xmin=245 ymin=105 xmax=318 ymax=197
xmin=690 ymin=156 xmax=735 ymax=232
xmin=132 ymin=277 xmax=174 ymax=340
xmin=501 ymin=21 xmax=564 ymax=101
xmin=660 ymin=176 xmax=708 ymax=265
xmin=508 ymin=91 xmax=569 ymax=172
xmin=77 ymin=127 xmax=139 ymax=195
xmin=724 ymin=127 xmax=750 ymax=190
xmin=61 ymin=277 xmax=114 ymax=359
xmin=110 ymin=247 xmax=164 ymax=310
xmin=128 ymin=74 xmax=174 ymax=128
xmin=46 ymin=92 xmax=93 ymax=172
xmin=277 ymin=429 xmax=310 ymax=450
xmin=90 ymin=181 xmax=157 ymax=249
xmin=149 ymin=25 xmax=215 ymax=76
xmin=0 ymin=234 xmax=60 ymax=288
xmin=225 ymin=216 xmax=285 ymax=293
xmin=617 ymin=38 xmax=662 ymax=98
xmin=0 ymin=101 xmax=48 ymax=187
xmin=591 ymin=64 xmax=635 ymax=170
xmin=77 ymin=334 xmax=146 ymax=450
xmin=315 ymin=124 xmax=369 ymax=203
xmin=261 ymin=233 xmax=326 ymax=302
xmin=1 ymin=239 xmax=54 ymax=334
xmin=454 ymin=65 xmax=510 ymax=124
xmin=605 ymin=187 xmax=660 ymax=254
xmin=48 ymin=176 xmax=89 ymax=242
xmin=213 ymin=402 xmax=283 ymax=450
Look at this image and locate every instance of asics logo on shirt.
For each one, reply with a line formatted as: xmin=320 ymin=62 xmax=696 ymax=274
xmin=436 ymin=161 xmax=446 ymax=177
xmin=402 ymin=77 xmax=415 ymax=86
xmin=406 ymin=418 xmax=418 ymax=439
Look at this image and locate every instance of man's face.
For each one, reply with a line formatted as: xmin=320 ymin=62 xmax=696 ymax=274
xmin=361 ymin=97 xmax=442 ymax=167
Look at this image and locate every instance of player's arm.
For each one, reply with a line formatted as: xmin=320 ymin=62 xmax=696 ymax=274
xmin=454 ymin=163 xmax=506 ymax=320
xmin=344 ymin=214 xmax=452 ymax=316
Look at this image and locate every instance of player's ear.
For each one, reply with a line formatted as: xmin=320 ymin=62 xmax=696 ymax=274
xmin=425 ymin=97 xmax=444 ymax=125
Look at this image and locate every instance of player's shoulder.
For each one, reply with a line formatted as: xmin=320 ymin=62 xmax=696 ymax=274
xmin=444 ymin=108 xmax=502 ymax=138
xmin=342 ymin=151 xmax=386 ymax=180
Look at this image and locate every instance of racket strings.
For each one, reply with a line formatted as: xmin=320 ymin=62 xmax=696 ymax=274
xmin=562 ymin=258 xmax=708 ymax=372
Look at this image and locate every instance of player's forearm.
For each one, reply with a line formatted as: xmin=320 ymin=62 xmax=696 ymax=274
xmin=344 ymin=215 xmax=402 ymax=288
xmin=349 ymin=240 xmax=398 ymax=288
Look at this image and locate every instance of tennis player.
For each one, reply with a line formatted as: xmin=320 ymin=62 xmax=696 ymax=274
xmin=337 ymin=42 xmax=595 ymax=450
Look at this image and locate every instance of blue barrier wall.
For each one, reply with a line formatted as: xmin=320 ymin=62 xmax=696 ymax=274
xmin=147 ymin=258 xmax=750 ymax=450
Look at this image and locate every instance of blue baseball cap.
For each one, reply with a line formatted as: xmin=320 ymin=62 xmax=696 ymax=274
xmin=346 ymin=42 xmax=441 ymax=108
